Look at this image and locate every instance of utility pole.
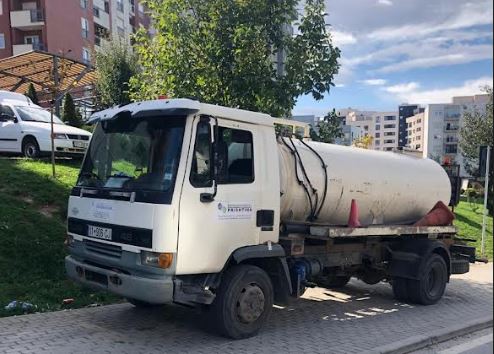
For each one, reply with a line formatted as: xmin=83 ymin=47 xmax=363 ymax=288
xmin=481 ymin=145 xmax=491 ymax=258
xmin=50 ymin=56 xmax=59 ymax=178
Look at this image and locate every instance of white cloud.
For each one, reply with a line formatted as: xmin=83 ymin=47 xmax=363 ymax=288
xmin=331 ymin=30 xmax=357 ymax=46
xmin=377 ymin=0 xmax=393 ymax=6
xmin=375 ymin=45 xmax=493 ymax=73
xmin=367 ymin=1 xmax=493 ymax=41
xmin=384 ymin=77 xmax=493 ymax=103
xmin=360 ymin=79 xmax=387 ymax=86
xmin=385 ymin=82 xmax=420 ymax=94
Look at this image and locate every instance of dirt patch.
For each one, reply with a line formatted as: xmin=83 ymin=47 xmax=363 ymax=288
xmin=39 ymin=204 xmax=60 ymax=218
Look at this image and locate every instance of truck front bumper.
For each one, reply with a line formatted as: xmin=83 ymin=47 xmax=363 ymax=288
xmin=65 ymin=256 xmax=174 ymax=304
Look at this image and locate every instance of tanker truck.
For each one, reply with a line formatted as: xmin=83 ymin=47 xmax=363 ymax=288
xmin=65 ymin=99 xmax=477 ymax=339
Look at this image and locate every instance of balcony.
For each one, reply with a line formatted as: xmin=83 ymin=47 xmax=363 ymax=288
xmin=12 ymin=42 xmax=45 ymax=56
xmin=93 ymin=6 xmax=110 ymax=28
xmin=444 ymin=125 xmax=459 ymax=132
xmin=10 ymin=9 xmax=45 ymax=30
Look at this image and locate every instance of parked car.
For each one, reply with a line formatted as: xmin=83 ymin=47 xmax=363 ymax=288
xmin=0 ymin=91 xmax=91 ymax=158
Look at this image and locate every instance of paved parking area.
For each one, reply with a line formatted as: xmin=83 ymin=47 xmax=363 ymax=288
xmin=0 ymin=264 xmax=492 ymax=354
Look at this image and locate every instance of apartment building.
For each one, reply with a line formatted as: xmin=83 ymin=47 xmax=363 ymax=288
xmin=422 ymin=94 xmax=490 ymax=176
xmin=398 ymin=104 xmax=423 ymax=148
xmin=0 ymin=0 xmax=150 ymax=63
xmin=346 ymin=110 xmax=399 ymax=151
xmin=406 ymin=112 xmax=424 ymax=151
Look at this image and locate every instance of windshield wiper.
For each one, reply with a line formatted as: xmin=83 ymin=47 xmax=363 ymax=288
xmin=107 ymin=173 xmax=133 ymax=179
xmin=79 ymin=171 xmax=102 ymax=181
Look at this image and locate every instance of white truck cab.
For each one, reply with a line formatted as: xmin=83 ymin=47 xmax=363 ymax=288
xmin=0 ymin=91 xmax=91 ymax=157
xmin=65 ymin=98 xmax=476 ymax=339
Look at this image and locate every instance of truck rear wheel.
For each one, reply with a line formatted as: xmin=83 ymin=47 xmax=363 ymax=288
xmin=211 ymin=264 xmax=273 ymax=339
xmin=408 ymin=254 xmax=448 ymax=305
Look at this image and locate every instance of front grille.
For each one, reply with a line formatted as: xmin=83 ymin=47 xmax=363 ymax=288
xmin=67 ymin=134 xmax=90 ymax=141
xmin=84 ymin=239 xmax=122 ymax=259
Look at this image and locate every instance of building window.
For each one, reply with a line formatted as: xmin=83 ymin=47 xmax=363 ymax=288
xmin=384 ymin=116 xmax=396 ymax=121
xmin=364 ymin=125 xmax=369 ymax=131
xmin=0 ymin=33 xmax=5 ymax=49
xmin=81 ymin=18 xmax=89 ymax=38
xmin=375 ymin=140 xmax=380 ymax=145
xmin=80 ymin=0 xmax=88 ymax=9
xmin=375 ymin=124 xmax=380 ymax=130
xmin=445 ymin=145 xmax=458 ymax=154
xmin=384 ymin=132 xmax=395 ymax=136
xmin=384 ymin=124 xmax=396 ymax=129
xmin=384 ymin=139 xmax=395 ymax=144
xmin=375 ymin=117 xmax=381 ymax=123
xmin=93 ymin=6 xmax=100 ymax=18
xmin=117 ymin=0 xmax=124 ymax=12
xmin=82 ymin=47 xmax=91 ymax=63
xmin=104 ymin=1 xmax=110 ymax=13
xmin=0 ymin=1 xmax=3 ymax=16
xmin=375 ymin=132 xmax=380 ymax=138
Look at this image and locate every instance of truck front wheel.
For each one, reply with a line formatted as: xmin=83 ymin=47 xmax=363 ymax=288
xmin=211 ymin=264 xmax=273 ymax=339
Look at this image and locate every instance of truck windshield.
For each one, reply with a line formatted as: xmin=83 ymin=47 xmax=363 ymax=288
xmin=77 ymin=117 xmax=185 ymax=195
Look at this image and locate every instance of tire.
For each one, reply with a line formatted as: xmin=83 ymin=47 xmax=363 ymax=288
xmin=392 ymin=277 xmax=410 ymax=302
xmin=22 ymin=137 xmax=40 ymax=158
xmin=407 ymin=254 xmax=448 ymax=305
xmin=317 ymin=275 xmax=351 ymax=289
xmin=127 ymin=298 xmax=156 ymax=308
xmin=211 ymin=264 xmax=273 ymax=339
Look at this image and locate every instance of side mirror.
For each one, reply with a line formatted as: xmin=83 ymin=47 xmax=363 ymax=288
xmin=0 ymin=113 xmax=17 ymax=123
xmin=199 ymin=116 xmax=219 ymax=203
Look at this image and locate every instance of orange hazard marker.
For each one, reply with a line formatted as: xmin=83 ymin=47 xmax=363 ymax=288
xmin=347 ymin=199 xmax=361 ymax=228
xmin=414 ymin=201 xmax=455 ymax=227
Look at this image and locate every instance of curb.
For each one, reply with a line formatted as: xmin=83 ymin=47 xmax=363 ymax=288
xmin=370 ymin=316 xmax=493 ymax=354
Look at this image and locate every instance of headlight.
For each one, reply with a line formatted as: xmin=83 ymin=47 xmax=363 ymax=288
xmin=53 ymin=133 xmax=67 ymax=139
xmin=141 ymin=251 xmax=173 ymax=269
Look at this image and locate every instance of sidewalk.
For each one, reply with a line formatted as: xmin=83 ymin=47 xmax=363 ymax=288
xmin=0 ymin=263 xmax=492 ymax=354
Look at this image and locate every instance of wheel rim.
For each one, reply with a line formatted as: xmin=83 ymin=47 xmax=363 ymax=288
xmin=25 ymin=144 xmax=37 ymax=158
xmin=236 ymin=283 xmax=265 ymax=324
xmin=426 ymin=264 xmax=443 ymax=298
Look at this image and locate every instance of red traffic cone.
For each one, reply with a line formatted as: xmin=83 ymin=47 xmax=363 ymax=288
xmin=347 ymin=199 xmax=361 ymax=228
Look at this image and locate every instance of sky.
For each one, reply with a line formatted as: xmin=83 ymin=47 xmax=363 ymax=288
xmin=293 ymin=0 xmax=494 ymax=116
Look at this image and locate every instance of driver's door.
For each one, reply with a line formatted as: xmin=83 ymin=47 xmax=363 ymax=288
xmin=177 ymin=115 xmax=262 ymax=274
xmin=0 ymin=105 xmax=21 ymax=152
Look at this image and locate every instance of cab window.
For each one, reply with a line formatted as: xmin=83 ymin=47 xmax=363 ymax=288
xmin=190 ymin=121 xmax=213 ymax=187
xmin=216 ymin=127 xmax=254 ymax=184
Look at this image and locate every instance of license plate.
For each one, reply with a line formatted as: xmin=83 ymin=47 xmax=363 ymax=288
xmin=73 ymin=141 xmax=88 ymax=149
xmin=88 ymin=225 xmax=112 ymax=240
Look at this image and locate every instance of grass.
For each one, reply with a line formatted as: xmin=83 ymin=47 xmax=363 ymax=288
xmin=0 ymin=158 xmax=119 ymax=317
xmin=454 ymin=200 xmax=493 ymax=261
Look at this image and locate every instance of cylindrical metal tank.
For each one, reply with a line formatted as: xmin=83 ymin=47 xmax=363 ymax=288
xmin=278 ymin=139 xmax=451 ymax=226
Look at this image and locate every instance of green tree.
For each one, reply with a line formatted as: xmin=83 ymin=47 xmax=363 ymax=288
xmin=130 ymin=0 xmax=340 ymax=117
xmin=353 ymin=135 xmax=373 ymax=149
xmin=94 ymin=40 xmax=138 ymax=109
xmin=310 ymin=110 xmax=343 ymax=143
xmin=25 ymin=83 xmax=39 ymax=105
xmin=459 ymin=86 xmax=493 ymax=214
xmin=61 ymin=93 xmax=83 ymax=127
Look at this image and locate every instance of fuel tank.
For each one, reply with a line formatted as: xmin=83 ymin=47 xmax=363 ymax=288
xmin=278 ymin=139 xmax=451 ymax=226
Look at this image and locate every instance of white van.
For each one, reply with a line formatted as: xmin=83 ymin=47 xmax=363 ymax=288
xmin=0 ymin=91 xmax=91 ymax=158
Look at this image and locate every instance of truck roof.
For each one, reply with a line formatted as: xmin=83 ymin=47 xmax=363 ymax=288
xmin=89 ymin=98 xmax=275 ymax=127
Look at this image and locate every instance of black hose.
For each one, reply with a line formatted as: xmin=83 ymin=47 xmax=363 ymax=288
xmin=299 ymin=139 xmax=328 ymax=220
xmin=288 ymin=138 xmax=318 ymax=221
xmin=279 ymin=137 xmax=315 ymax=221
